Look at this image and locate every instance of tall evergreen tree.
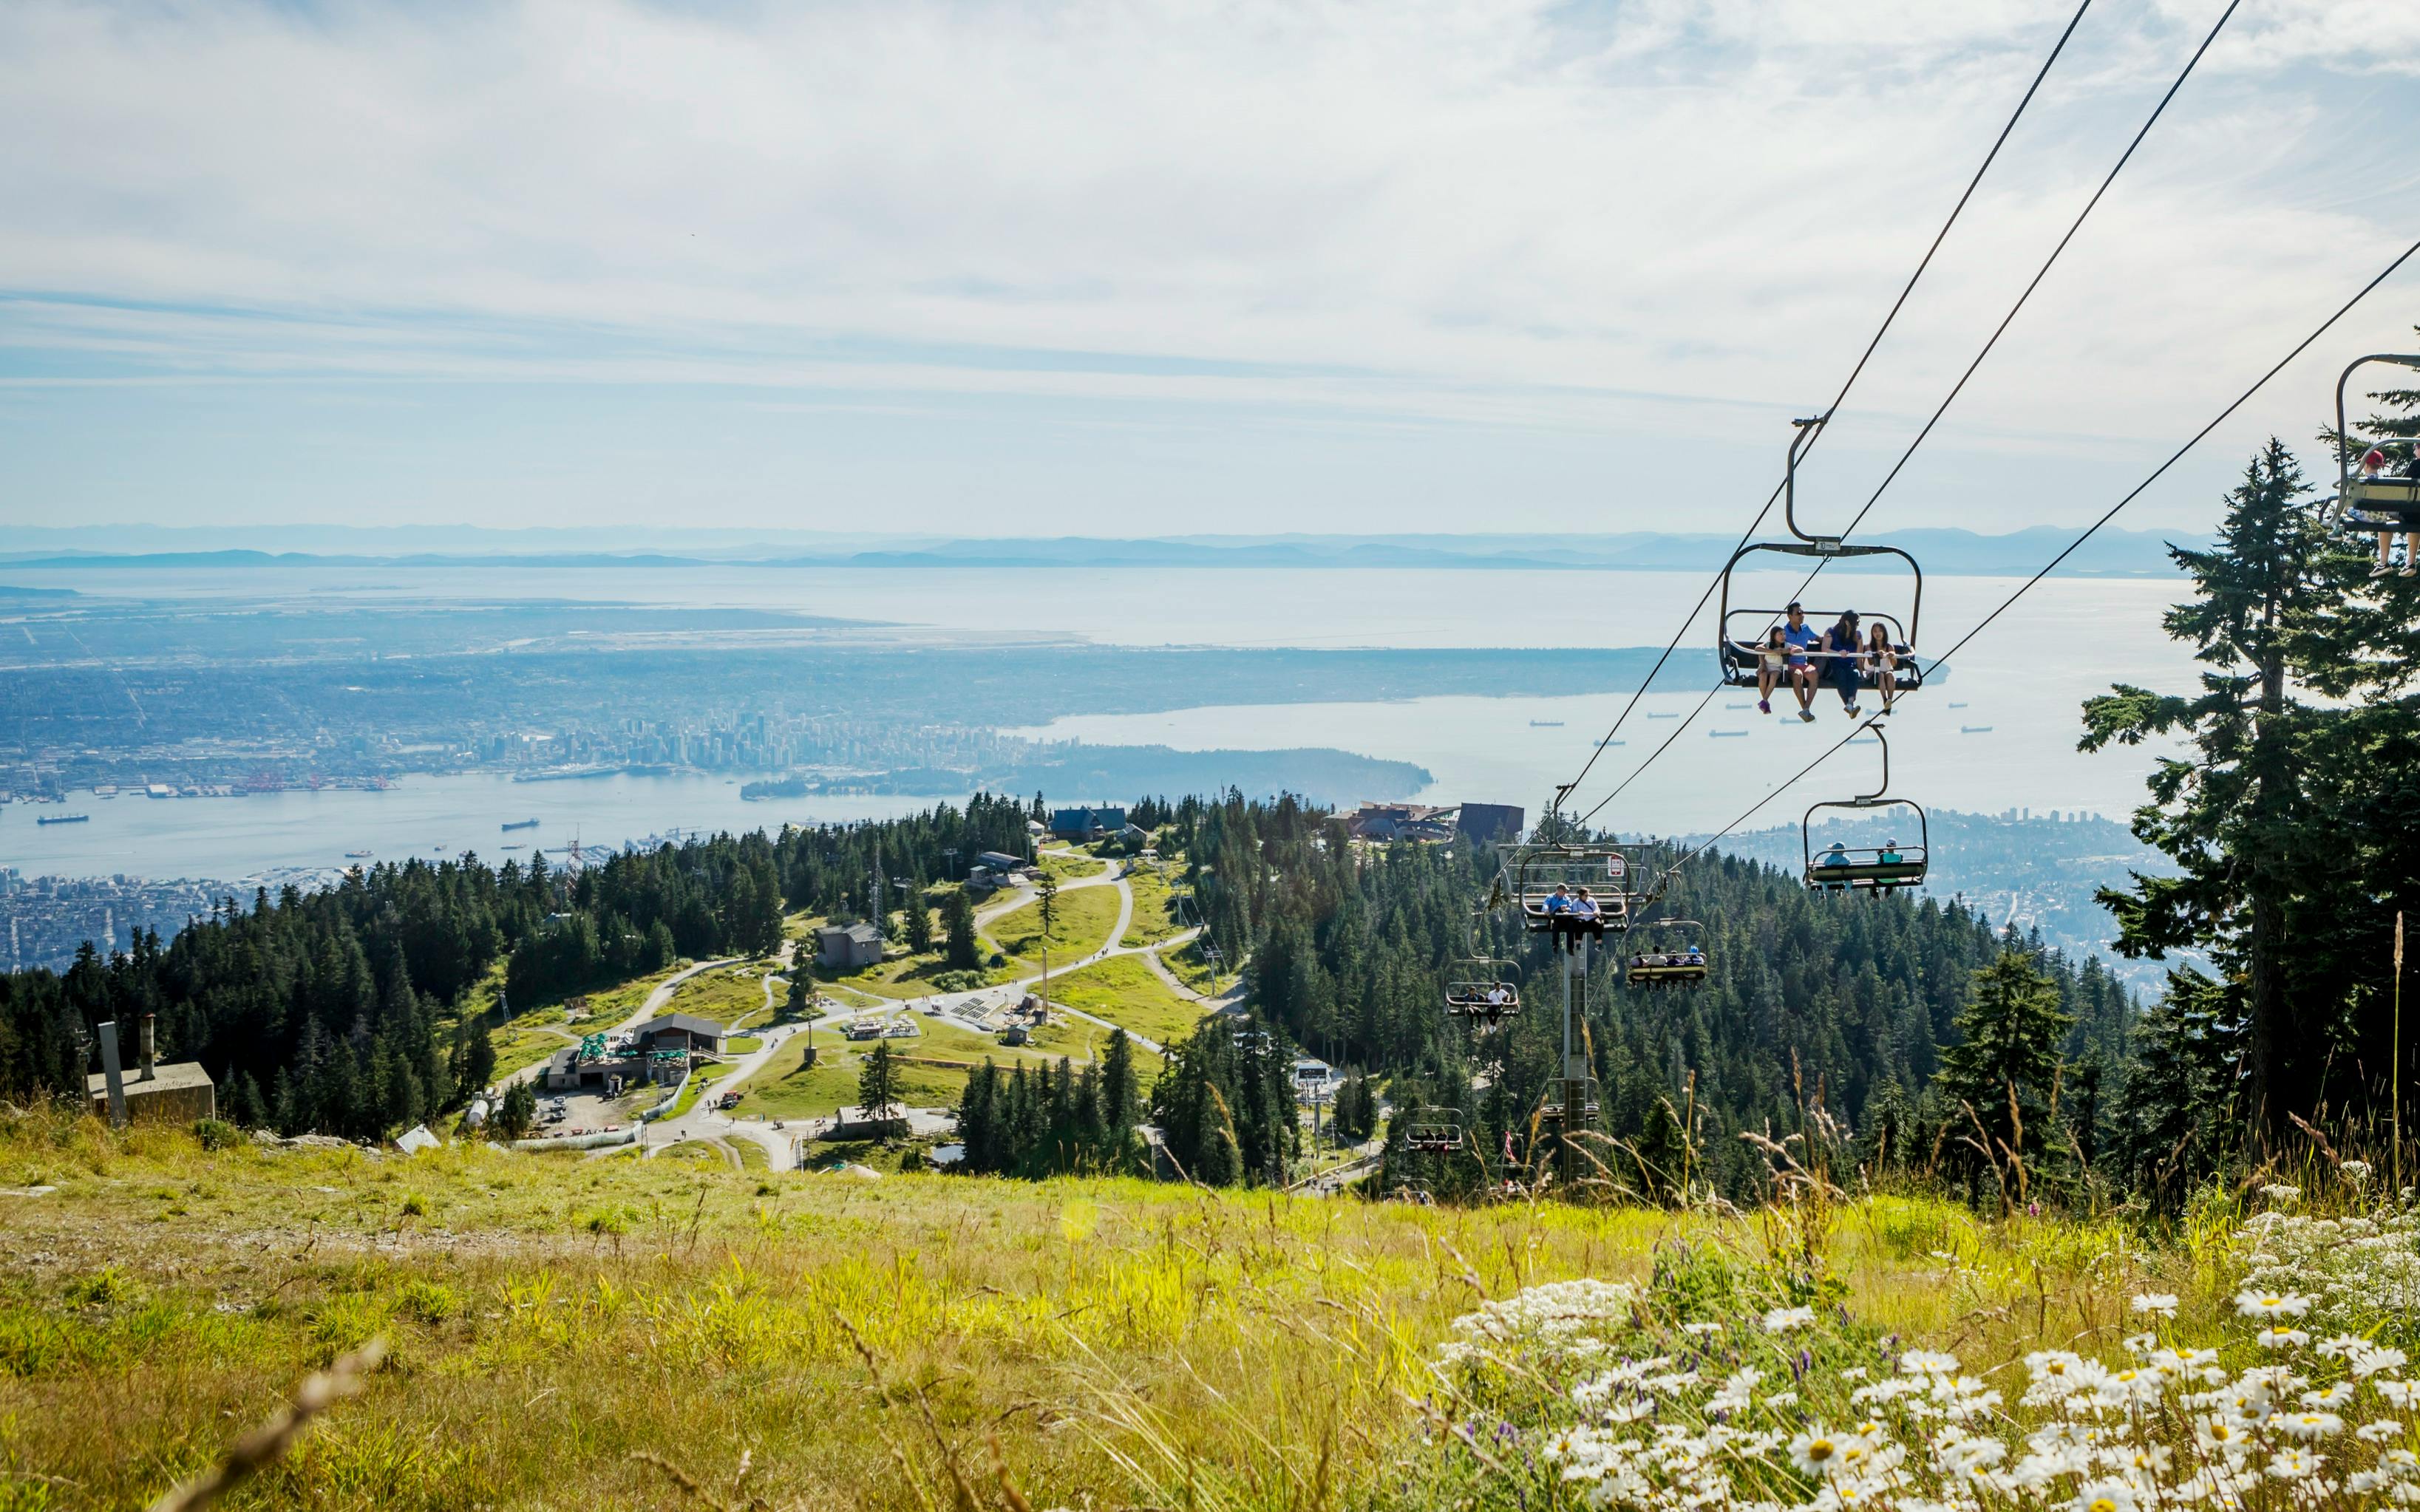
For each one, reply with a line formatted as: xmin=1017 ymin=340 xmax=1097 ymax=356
xmin=942 ymin=888 xmax=982 ymax=970
xmin=1934 ymin=949 xmax=2073 ymax=1205
xmin=2083 ymin=439 xmax=2390 ymax=1147
xmin=857 ymin=1040 xmax=900 ymax=1124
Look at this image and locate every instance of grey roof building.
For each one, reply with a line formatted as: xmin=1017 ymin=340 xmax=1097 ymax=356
xmin=816 ymin=921 xmax=883 ymax=969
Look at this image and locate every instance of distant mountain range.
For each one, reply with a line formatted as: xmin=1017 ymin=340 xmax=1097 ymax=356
xmin=0 ymin=526 xmax=2207 ymax=577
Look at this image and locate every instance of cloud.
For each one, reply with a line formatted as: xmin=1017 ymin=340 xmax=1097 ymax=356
xmin=0 ymin=0 xmax=2415 ymax=530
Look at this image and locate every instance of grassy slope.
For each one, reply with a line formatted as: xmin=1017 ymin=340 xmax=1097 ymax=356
xmin=654 ymin=968 xmax=768 ymax=1026
xmin=0 ymin=1111 xmax=2187 ymax=1512
xmin=1118 ymin=865 xmax=1188 ymax=947
xmin=985 ymin=883 xmax=1121 ymax=970
xmin=1044 ymin=953 xmax=1209 ymax=1047
xmin=730 ymin=1018 xmax=1064 ymax=1120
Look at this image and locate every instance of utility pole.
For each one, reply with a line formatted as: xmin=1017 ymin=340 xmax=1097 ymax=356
xmin=2396 ymin=911 xmax=2406 ymax=1195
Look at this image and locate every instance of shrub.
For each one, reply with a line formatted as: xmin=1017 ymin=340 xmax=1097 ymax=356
xmin=395 ymin=1278 xmax=460 ymax=1326
xmin=62 ymin=1267 xmax=131 ymax=1308
xmin=191 ymin=1119 xmax=239 ymax=1151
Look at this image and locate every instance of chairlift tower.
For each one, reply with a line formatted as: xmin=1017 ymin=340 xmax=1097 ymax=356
xmin=1557 ymin=933 xmax=1590 ymax=1191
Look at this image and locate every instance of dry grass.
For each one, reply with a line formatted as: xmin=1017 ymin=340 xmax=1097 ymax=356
xmin=0 ymin=1109 xmax=2201 ymax=1512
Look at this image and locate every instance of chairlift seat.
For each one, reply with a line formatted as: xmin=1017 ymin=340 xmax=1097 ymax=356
xmin=1806 ymin=854 xmax=1928 ymax=890
xmin=1445 ymin=981 xmax=1521 ymax=1019
xmin=1506 ymin=846 xmax=1638 ymax=933
xmin=1405 ymin=1123 xmax=1463 ymax=1153
xmin=1628 ymin=958 xmax=1708 ymax=986
xmin=2342 ymin=474 xmax=2420 ymax=528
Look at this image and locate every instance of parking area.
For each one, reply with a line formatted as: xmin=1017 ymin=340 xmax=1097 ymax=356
xmin=528 ymin=1086 xmax=641 ymax=1140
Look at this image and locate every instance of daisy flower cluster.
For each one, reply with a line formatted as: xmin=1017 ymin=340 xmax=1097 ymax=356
xmin=1434 ymin=1276 xmax=2420 ymax=1510
xmin=2236 ymin=1197 xmax=2420 ymax=1343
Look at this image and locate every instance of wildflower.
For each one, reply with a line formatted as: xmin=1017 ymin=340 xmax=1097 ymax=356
xmin=2377 ymin=1378 xmax=2420 ymax=1409
xmin=2302 ymin=1381 xmax=2356 ymax=1409
xmin=2266 ymin=1446 xmax=2323 ymax=1479
xmin=2359 ymin=1419 xmax=2406 ymax=1443
xmin=2195 ymin=1416 xmax=2254 ymax=1456
xmin=2276 ymin=1410 xmax=2343 ymax=1440
xmin=1900 ymin=1349 xmax=1960 ymax=1376
xmin=2130 ymin=1293 xmax=2179 ymax=1318
xmin=2073 ymin=1477 xmax=2141 ymax=1511
xmin=1681 ymin=1321 xmax=1723 ymax=1336
xmin=1764 ymin=1306 xmax=1816 ymax=1333
xmin=2255 ymin=1324 xmax=2312 ymax=1350
xmin=1789 ymin=1428 xmax=1849 ymax=1476
xmin=2345 ymin=1159 xmax=2374 ymax=1183
xmin=2356 ymin=1346 xmax=2412 ymax=1378
xmin=2263 ymin=1183 xmax=2302 ymax=1205
xmin=2235 ymin=1289 xmax=2314 ymax=1319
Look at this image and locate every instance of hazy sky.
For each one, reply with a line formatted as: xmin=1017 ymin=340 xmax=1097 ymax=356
xmin=3 ymin=0 xmax=2417 ymax=539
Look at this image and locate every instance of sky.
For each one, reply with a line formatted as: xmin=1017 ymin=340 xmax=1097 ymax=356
xmin=2 ymin=0 xmax=2418 ymax=540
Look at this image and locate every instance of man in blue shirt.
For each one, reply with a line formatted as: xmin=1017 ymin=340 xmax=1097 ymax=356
xmin=1781 ymin=603 xmax=1822 ymax=723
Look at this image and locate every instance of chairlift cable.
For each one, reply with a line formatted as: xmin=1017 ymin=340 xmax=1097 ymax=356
xmin=1582 ymin=0 xmax=2244 ymax=829
xmin=1774 ymin=0 xmax=2246 ymax=610
xmin=1548 ymin=0 xmax=2096 ymax=815
xmin=1632 ymin=231 xmax=2420 ymax=902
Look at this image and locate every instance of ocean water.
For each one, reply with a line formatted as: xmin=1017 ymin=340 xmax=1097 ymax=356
xmin=3 ymin=774 xmax=942 ymax=882
xmin=5 ymin=561 xmax=2200 ymax=871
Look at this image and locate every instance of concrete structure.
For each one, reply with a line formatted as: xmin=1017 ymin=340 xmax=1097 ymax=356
xmin=84 ymin=1012 xmax=216 ymax=1122
xmin=85 ymin=1060 xmax=216 ymax=1123
xmin=1049 ymin=806 xmax=1126 ymax=840
xmin=815 ymin=922 xmax=883 ymax=969
xmin=974 ymin=851 xmax=1024 ymax=873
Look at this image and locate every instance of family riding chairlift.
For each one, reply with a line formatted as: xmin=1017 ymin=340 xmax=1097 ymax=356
xmin=2328 ymin=353 xmax=2420 ymax=533
xmin=1803 ymin=724 xmax=1930 ymax=892
xmin=1404 ymin=1122 xmax=1464 ymax=1154
xmin=1625 ymin=917 xmax=1708 ymax=988
xmin=1719 ymin=415 xmax=1925 ymax=695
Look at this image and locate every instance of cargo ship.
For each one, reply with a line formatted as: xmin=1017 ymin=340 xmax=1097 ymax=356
xmin=502 ymin=817 xmax=540 ymax=831
xmin=38 ymin=813 xmax=91 ymax=825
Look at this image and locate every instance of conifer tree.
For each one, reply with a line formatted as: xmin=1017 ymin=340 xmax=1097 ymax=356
xmin=2083 ymin=439 xmax=2384 ymax=1145
xmin=903 ymin=874 xmax=934 ymax=954
xmin=942 ymin=888 xmax=982 ymax=970
xmin=857 ymin=1040 xmax=900 ymax=1125
xmin=1935 ymin=949 xmax=2072 ymax=1204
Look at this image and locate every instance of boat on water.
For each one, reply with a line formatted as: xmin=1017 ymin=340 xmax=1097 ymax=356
xmin=1648 ymin=712 xmax=1680 ymax=720
xmin=1948 ymin=701 xmax=1969 ymax=709
xmin=38 ymin=813 xmax=91 ymax=825
xmin=1724 ymin=702 xmax=1754 ymax=709
xmin=344 ymin=848 xmax=374 ymax=859
xmin=501 ymin=843 xmax=525 ymax=851
xmin=502 ymin=817 xmax=540 ymax=831
xmin=1961 ymin=725 xmax=1994 ymax=734
xmin=1709 ymin=730 xmax=1747 ymax=739
xmin=1528 ymin=720 xmax=1565 ymax=728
